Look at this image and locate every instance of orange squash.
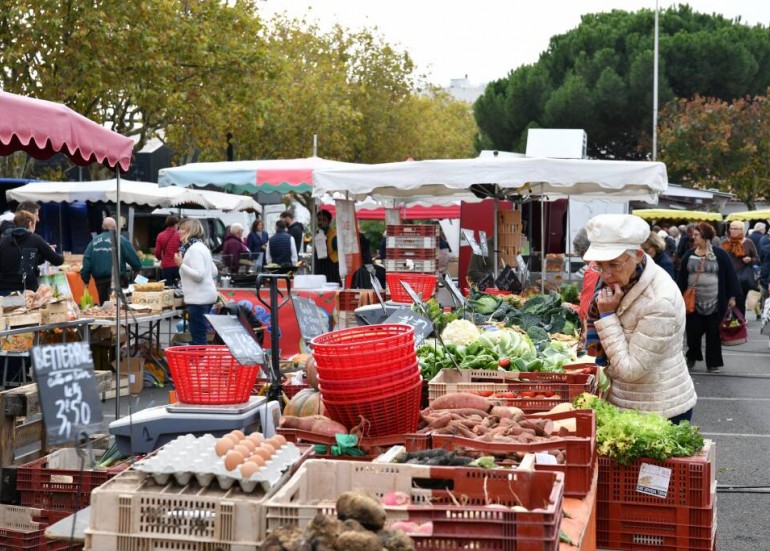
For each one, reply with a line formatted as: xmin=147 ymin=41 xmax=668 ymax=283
xmin=284 ymin=388 xmax=324 ymax=417
xmin=305 ymin=355 xmax=319 ymax=391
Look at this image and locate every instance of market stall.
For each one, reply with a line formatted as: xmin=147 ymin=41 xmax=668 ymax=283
xmin=633 ymin=208 xmax=723 ymax=223
xmin=726 ymin=208 xmax=770 ymax=222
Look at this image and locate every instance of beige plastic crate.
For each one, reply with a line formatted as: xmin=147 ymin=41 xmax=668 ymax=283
xmin=85 ymin=468 xmax=290 ymax=550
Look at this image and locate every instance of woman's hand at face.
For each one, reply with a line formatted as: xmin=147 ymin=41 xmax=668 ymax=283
xmin=597 ymin=283 xmax=625 ymax=315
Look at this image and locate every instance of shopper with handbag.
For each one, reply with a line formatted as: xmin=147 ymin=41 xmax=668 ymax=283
xmin=720 ymin=221 xmax=758 ymax=316
xmin=677 ymin=223 xmax=742 ymax=373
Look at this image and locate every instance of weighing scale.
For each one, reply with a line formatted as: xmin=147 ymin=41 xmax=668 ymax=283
xmin=109 ymin=396 xmax=280 ymax=455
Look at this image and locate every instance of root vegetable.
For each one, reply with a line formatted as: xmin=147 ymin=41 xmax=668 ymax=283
xmin=336 ymin=491 xmax=386 ymax=531
xmin=304 ymin=513 xmax=345 ymax=548
xmin=336 ymin=530 xmax=383 ymax=551
xmin=378 ymin=529 xmax=416 ymax=551
xmin=430 ymin=393 xmax=491 ymax=412
xmin=279 ymin=415 xmax=348 ymax=436
xmin=260 ymin=526 xmax=305 ymax=551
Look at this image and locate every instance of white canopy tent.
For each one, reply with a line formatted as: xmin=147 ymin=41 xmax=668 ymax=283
xmin=312 ymin=156 xmax=668 ymax=203
xmin=7 ymin=179 xmax=261 ymax=212
xmin=313 ymin=156 xmax=668 ymax=286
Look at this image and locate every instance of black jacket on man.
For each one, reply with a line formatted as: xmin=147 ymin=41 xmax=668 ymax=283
xmin=288 ymin=221 xmax=305 ymax=253
xmin=0 ymin=228 xmax=64 ymax=292
xmin=268 ymin=231 xmax=294 ymax=266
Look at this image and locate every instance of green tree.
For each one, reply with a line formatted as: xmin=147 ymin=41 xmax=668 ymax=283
xmin=475 ymin=5 xmax=770 ymax=159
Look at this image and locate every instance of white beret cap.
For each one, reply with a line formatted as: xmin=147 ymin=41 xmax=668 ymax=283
xmin=583 ymin=214 xmax=650 ymax=262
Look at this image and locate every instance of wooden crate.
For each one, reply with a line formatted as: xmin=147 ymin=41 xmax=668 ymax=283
xmin=4 ymin=312 xmax=42 ymax=328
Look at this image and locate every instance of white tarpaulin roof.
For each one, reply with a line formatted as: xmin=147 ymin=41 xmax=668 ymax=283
xmin=7 ymin=179 xmax=261 ymax=212
xmin=312 ymin=156 xmax=668 ymax=203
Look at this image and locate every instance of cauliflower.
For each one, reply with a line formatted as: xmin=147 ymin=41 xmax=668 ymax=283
xmin=440 ymin=319 xmax=480 ymax=346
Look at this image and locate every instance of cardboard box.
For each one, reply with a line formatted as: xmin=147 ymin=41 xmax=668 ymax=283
xmin=132 ymin=290 xmax=174 ymax=309
xmin=111 ymin=356 xmax=144 ymax=394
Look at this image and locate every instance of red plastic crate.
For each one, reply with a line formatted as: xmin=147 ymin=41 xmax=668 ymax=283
xmin=17 ymin=449 xmax=131 ymax=512
xmin=429 ymin=410 xmax=597 ymax=497
xmin=597 ymin=490 xmax=716 ymax=550
xmin=166 ymin=345 xmax=260 ymax=404
xmin=387 ymin=224 xmax=439 ymax=237
xmin=384 ymin=258 xmax=437 ymax=274
xmin=320 ymin=367 xmax=421 ymax=400
xmin=597 ymin=440 xmax=715 ymax=508
xmin=313 ymin=342 xmax=416 ymax=375
xmin=311 ymin=324 xmax=414 ymax=354
xmin=0 ymin=505 xmax=79 ymax=551
xmin=386 ymin=235 xmax=438 ymax=249
xmin=389 ymin=248 xmax=438 ymax=261
xmin=264 ymin=460 xmax=564 ymax=551
xmin=318 ymin=360 xmax=418 ymax=390
xmin=337 ymin=290 xmax=361 ymax=311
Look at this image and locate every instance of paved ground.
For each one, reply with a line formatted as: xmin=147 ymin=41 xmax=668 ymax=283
xmin=689 ymin=315 xmax=770 ymax=550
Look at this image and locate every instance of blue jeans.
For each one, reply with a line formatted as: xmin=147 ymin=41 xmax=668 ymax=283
xmin=187 ymin=304 xmax=213 ymax=345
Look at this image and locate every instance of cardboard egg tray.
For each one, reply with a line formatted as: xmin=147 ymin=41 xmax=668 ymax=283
xmin=132 ymin=433 xmax=301 ymax=493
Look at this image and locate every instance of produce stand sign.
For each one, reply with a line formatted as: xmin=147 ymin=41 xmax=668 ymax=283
xmin=384 ymin=308 xmax=433 ymax=345
xmin=205 ymin=314 xmax=264 ymax=366
xmin=636 ymin=463 xmax=672 ymax=498
xmin=30 ymin=341 xmax=104 ymax=444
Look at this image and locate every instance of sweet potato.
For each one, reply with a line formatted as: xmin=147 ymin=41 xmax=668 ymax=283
xmin=430 ymin=392 xmax=491 ymax=412
xmin=279 ymin=415 xmax=348 ymax=437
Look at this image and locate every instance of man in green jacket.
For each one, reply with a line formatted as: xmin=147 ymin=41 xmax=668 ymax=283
xmin=81 ymin=217 xmax=142 ymax=305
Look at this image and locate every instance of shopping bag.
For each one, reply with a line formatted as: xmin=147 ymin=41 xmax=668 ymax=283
xmin=720 ymin=307 xmax=748 ymax=346
xmin=747 ymin=289 xmax=762 ymax=312
xmin=739 ymin=264 xmax=759 ymax=294
xmin=683 ymin=288 xmax=696 ymax=314
xmin=761 ymin=299 xmax=770 ymax=337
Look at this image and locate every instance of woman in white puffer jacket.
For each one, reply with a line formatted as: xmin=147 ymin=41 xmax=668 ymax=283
xmin=582 ymin=214 xmax=697 ymax=423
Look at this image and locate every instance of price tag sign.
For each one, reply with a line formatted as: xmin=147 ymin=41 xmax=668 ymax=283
xmin=479 ymin=231 xmax=489 ymax=256
xmin=384 ymin=307 xmax=433 ymax=346
xmin=292 ymin=296 xmax=330 ymax=342
xmin=205 ymin=314 xmax=265 ymax=366
xmin=443 ymin=274 xmax=466 ymax=306
xmin=636 ymin=463 xmax=672 ymax=498
xmin=31 ymin=343 xmax=105 ymax=445
xmin=400 ymin=281 xmax=425 ymax=307
xmin=461 ymin=229 xmax=483 ymax=255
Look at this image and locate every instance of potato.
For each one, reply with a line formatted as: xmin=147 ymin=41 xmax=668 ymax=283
xmin=378 ymin=529 xmax=416 ymax=551
xmin=304 ymin=512 xmax=345 ymax=548
xmin=335 ymin=530 xmax=383 ymax=551
xmin=336 ymin=491 xmax=386 ymax=532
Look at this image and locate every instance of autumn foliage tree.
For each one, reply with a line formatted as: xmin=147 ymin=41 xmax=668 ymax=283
xmin=658 ymin=93 xmax=770 ymax=209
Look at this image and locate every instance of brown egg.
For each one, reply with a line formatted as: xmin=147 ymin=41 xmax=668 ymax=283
xmin=232 ymin=444 xmax=252 ymax=457
xmin=247 ymin=454 xmax=267 ymax=467
xmin=215 ymin=438 xmax=235 ymax=457
xmin=230 ymin=430 xmax=245 ymax=440
xmin=223 ymin=434 xmax=241 ymax=445
xmin=224 ymin=450 xmax=245 ymax=471
xmin=266 ymin=436 xmax=285 ymax=450
xmin=239 ymin=439 xmax=256 ymax=452
xmin=247 ymin=432 xmax=264 ymax=445
xmin=260 ymin=442 xmax=276 ymax=455
xmin=251 ymin=447 xmax=272 ymax=461
xmin=240 ymin=461 xmax=260 ymax=478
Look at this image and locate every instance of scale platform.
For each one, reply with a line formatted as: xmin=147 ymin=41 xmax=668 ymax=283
xmin=109 ymin=396 xmax=280 ymax=455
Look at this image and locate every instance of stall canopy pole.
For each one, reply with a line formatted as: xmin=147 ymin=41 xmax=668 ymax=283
xmin=114 ymin=173 xmax=122 ymax=420
xmin=493 ymin=196 xmax=499 ymax=277
xmin=540 ymin=184 xmax=545 ymax=293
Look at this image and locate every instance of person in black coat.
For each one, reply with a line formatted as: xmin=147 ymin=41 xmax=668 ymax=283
xmin=281 ymin=211 xmax=306 ymax=253
xmin=0 ymin=211 xmax=64 ymax=294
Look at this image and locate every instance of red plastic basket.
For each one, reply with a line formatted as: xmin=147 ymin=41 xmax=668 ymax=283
xmin=317 ymin=361 xmax=419 ymax=390
xmin=386 ymin=273 xmax=438 ymax=303
xmin=320 ymin=368 xmax=421 ymax=400
xmin=311 ymin=324 xmax=414 ymax=354
xmin=166 ymin=345 xmax=260 ymax=405
xmin=322 ymin=378 xmax=423 ymax=436
xmin=313 ymin=338 xmax=416 ymax=373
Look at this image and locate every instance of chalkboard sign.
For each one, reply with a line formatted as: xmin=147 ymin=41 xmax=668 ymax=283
xmin=384 ymin=307 xmax=434 ymax=345
xmin=31 ymin=343 xmax=105 ymax=445
xmin=399 ymin=281 xmax=426 ymax=307
xmin=461 ymin=229 xmax=483 ymax=255
xmin=205 ymin=314 xmax=265 ymax=366
xmin=292 ymin=296 xmax=329 ymax=342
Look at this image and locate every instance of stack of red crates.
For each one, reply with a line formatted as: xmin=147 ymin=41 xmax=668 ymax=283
xmin=597 ymin=439 xmax=716 ymax=550
xmin=7 ymin=448 xmax=131 ymax=550
xmin=384 ymin=224 xmax=439 ymax=274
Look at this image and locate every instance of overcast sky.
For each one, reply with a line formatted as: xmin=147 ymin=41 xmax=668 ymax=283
xmin=257 ymin=1 xmax=770 ymax=86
